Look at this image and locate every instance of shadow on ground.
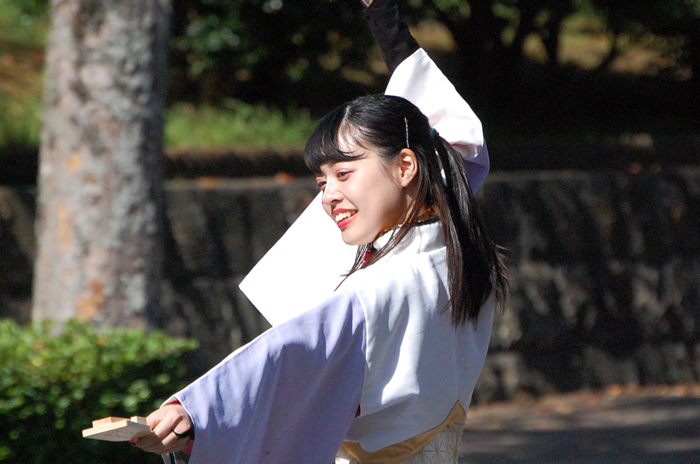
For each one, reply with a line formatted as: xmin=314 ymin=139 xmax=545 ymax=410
xmin=460 ymin=384 xmax=700 ymax=464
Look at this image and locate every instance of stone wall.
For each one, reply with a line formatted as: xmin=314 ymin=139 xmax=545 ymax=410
xmin=473 ymin=169 xmax=700 ymax=402
xmin=1 ymin=167 xmax=699 ymax=400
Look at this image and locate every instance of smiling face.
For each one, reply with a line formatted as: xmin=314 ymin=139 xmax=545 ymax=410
xmin=316 ymin=141 xmax=418 ymax=246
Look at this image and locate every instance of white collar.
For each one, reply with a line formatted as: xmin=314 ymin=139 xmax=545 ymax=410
xmin=371 ymin=220 xmax=444 ymax=262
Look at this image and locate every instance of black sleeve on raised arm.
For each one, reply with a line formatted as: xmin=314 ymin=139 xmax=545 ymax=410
xmin=364 ymin=0 xmax=420 ymax=74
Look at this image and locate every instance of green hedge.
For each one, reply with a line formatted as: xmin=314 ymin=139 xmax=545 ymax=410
xmin=0 ymin=319 xmax=198 ymax=464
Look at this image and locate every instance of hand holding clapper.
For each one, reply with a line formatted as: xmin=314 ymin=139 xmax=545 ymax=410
xmin=82 ymin=416 xmax=153 ymax=442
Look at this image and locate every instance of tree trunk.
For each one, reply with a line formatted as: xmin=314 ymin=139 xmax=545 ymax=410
xmin=32 ymin=0 xmax=171 ymax=328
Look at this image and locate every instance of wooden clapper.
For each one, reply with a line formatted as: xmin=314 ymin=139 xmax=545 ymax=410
xmin=82 ymin=416 xmax=153 ymax=442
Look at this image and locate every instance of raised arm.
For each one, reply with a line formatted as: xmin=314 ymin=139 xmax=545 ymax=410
xmin=366 ymin=0 xmax=490 ymax=192
xmin=362 ymin=0 xmax=419 ymax=73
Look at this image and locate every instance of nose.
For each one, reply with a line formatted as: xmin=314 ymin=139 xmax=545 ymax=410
xmin=322 ymin=178 xmax=342 ymax=206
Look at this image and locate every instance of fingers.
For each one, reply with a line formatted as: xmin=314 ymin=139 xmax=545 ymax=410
xmin=147 ymin=435 xmax=189 ymax=456
xmin=135 ymin=431 xmax=183 ymax=454
xmin=131 ymin=404 xmax=193 ymax=454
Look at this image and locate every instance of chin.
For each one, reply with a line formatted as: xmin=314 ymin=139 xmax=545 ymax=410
xmin=339 ymin=224 xmax=379 ymax=247
xmin=341 ymin=236 xmax=362 ymax=246
xmin=340 ymin=232 xmax=371 ymax=247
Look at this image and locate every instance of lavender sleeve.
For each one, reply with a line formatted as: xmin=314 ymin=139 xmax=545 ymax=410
xmin=173 ymin=291 xmax=367 ymax=464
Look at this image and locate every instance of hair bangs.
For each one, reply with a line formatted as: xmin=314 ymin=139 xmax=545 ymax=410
xmin=304 ymin=106 xmax=377 ymax=173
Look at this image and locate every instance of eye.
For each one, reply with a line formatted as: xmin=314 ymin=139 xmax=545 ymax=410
xmin=316 ymin=179 xmax=327 ymax=191
xmin=336 ymin=170 xmax=350 ymax=180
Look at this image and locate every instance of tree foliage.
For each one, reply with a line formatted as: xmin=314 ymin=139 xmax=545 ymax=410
xmin=165 ymin=0 xmax=698 ymax=116
xmin=13 ymin=0 xmax=700 ymax=122
xmin=168 ymin=0 xmax=377 ymax=109
xmin=167 ymin=0 xmax=586 ymax=109
xmin=588 ymin=0 xmax=699 ymax=95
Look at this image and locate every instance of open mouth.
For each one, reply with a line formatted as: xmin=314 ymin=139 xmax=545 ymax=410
xmin=333 ymin=210 xmax=357 ymax=229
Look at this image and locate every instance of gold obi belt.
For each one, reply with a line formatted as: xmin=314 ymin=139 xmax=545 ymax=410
xmin=340 ymin=401 xmax=465 ymax=464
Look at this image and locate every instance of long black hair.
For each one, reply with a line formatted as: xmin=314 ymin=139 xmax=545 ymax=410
xmin=304 ymin=94 xmax=508 ymax=326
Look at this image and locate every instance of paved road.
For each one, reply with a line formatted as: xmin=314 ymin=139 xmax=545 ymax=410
xmin=460 ymin=384 xmax=700 ymax=464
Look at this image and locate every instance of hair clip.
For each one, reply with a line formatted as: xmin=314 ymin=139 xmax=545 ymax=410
xmin=404 ymin=117 xmax=410 ymax=148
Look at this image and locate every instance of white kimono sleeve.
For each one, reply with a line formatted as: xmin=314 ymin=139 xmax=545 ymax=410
xmin=239 ymin=49 xmax=488 ymax=326
xmin=173 ymin=291 xmax=367 ymax=464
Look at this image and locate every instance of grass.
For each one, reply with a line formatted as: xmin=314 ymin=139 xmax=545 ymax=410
xmin=0 ymin=94 xmax=42 ymax=147
xmin=0 ymin=97 xmax=315 ymax=153
xmin=0 ymin=0 xmax=48 ymax=50
xmin=165 ymin=100 xmax=314 ymax=152
xmin=0 ymin=0 xmax=47 ymax=147
xmin=0 ymin=97 xmax=316 ymax=150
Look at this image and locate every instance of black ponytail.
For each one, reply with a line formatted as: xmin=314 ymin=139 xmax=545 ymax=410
xmin=431 ymin=132 xmax=508 ymax=324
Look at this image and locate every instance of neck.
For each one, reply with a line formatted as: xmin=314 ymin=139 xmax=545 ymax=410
xmin=374 ymin=209 xmax=438 ymax=242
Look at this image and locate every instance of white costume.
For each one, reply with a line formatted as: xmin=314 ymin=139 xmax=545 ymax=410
xmin=171 ymin=48 xmax=493 ymax=464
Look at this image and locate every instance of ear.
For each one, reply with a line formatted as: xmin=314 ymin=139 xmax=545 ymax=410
xmin=397 ymin=148 xmax=419 ymax=188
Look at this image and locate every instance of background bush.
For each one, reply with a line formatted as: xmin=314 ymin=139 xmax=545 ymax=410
xmin=0 ymin=319 xmax=198 ymax=464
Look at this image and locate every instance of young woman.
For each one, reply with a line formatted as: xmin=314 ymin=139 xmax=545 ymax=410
xmin=134 ymin=1 xmax=507 ymax=463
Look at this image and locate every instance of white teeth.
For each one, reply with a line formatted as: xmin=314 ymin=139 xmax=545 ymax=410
xmin=334 ymin=211 xmax=354 ymax=223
